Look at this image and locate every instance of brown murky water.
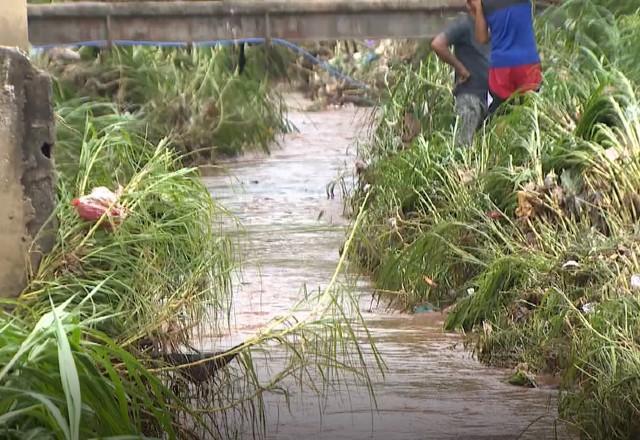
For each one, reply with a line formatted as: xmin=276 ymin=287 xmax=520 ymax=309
xmin=203 ymin=95 xmax=571 ymax=440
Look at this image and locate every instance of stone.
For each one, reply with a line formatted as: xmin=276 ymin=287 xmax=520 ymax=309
xmin=0 ymin=47 xmax=56 ymax=298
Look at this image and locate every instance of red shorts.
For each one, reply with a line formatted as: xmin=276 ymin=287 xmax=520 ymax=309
xmin=489 ymin=63 xmax=542 ymax=100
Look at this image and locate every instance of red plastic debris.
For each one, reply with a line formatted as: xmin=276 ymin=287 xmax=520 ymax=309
xmin=71 ymin=186 xmax=127 ymax=227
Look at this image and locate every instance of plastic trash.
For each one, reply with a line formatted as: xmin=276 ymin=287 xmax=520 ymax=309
xmin=562 ymin=260 xmax=581 ymax=270
xmin=46 ymin=47 xmax=81 ymax=62
xmin=71 ymin=186 xmax=127 ymax=227
xmin=362 ymin=52 xmax=380 ymax=65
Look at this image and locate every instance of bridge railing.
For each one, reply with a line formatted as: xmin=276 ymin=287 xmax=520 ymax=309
xmin=27 ymin=0 xmax=467 ymax=46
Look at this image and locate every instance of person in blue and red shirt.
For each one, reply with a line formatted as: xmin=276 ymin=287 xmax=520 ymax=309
xmin=431 ymin=0 xmax=490 ymax=146
xmin=468 ymin=0 xmax=542 ymax=115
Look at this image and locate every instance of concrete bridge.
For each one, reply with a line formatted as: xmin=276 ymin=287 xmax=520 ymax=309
xmin=27 ymin=0 xmax=467 ymax=47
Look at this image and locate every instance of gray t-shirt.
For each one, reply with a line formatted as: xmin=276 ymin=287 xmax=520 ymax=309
xmin=444 ymin=15 xmax=490 ymax=100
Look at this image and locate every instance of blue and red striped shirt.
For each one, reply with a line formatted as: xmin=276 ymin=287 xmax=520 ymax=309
xmin=482 ymin=0 xmax=540 ymax=68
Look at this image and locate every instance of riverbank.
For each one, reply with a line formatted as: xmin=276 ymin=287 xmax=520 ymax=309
xmin=349 ymin=0 xmax=640 ymax=437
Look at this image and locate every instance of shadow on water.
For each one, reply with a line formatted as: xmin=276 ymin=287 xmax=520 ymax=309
xmin=202 ymin=94 xmax=573 ymax=440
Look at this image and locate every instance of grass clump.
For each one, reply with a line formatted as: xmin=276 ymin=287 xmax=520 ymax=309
xmin=0 ymin=301 xmax=185 ymax=439
xmin=350 ymin=0 xmax=640 ymax=437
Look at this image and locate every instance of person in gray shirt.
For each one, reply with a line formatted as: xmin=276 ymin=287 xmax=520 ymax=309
xmin=431 ymin=0 xmax=490 ymax=146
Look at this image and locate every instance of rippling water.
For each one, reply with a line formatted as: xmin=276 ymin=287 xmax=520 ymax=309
xmin=203 ymin=95 xmax=571 ymax=440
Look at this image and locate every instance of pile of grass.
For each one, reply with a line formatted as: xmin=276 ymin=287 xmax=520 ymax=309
xmin=350 ymin=0 xmax=640 ymax=437
xmin=41 ymin=45 xmax=291 ymax=163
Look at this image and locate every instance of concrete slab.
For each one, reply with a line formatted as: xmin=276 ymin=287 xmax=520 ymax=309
xmin=28 ymin=0 xmax=466 ymax=45
xmin=0 ymin=47 xmax=56 ymax=298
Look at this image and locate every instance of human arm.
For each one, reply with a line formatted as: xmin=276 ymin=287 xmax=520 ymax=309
xmin=430 ymin=29 xmax=470 ymax=83
xmin=469 ymin=0 xmax=490 ymax=44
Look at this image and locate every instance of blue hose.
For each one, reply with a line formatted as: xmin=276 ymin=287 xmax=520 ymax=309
xmin=33 ymin=37 xmax=370 ymax=90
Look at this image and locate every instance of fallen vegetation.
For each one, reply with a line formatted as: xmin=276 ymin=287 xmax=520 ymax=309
xmin=350 ymin=0 xmax=640 ymax=438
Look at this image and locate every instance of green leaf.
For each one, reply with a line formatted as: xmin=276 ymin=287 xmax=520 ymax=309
xmin=51 ymin=298 xmax=82 ymax=440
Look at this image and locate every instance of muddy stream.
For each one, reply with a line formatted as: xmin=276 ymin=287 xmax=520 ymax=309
xmin=202 ymin=95 xmax=569 ymax=440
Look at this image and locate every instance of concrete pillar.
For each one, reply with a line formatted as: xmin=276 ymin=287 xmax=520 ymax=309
xmin=0 ymin=47 xmax=56 ymax=298
xmin=0 ymin=0 xmax=28 ymax=51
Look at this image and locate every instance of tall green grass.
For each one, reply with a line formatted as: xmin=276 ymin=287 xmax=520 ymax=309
xmin=351 ymin=0 xmax=640 ymax=437
xmin=41 ymin=45 xmax=291 ymax=163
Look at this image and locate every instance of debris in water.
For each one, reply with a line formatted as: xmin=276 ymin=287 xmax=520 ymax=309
xmin=326 ymin=180 xmax=336 ymax=199
xmin=149 ymin=345 xmax=242 ymax=384
xmin=508 ymin=363 xmax=537 ymax=388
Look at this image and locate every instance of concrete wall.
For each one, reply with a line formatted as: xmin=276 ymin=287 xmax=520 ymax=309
xmin=0 ymin=47 xmax=56 ymax=298
xmin=28 ymin=0 xmax=465 ymax=44
xmin=0 ymin=0 xmax=28 ymax=51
